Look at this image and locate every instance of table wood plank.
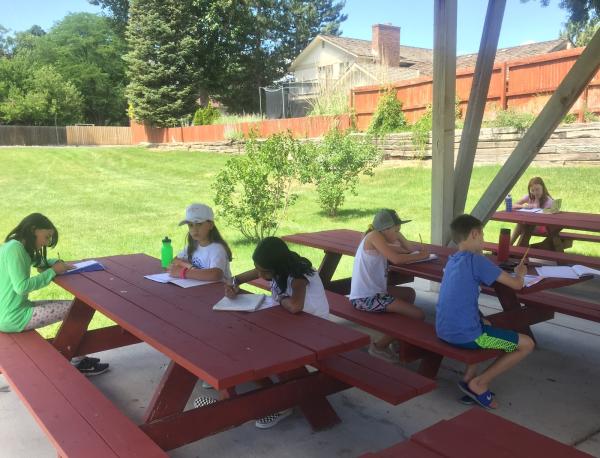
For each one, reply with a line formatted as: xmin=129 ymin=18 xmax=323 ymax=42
xmin=492 ymin=211 xmax=600 ymax=232
xmin=13 ymin=332 xmax=167 ymax=457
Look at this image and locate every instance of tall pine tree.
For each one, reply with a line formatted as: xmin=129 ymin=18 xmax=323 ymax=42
xmin=125 ymin=0 xmax=201 ymax=127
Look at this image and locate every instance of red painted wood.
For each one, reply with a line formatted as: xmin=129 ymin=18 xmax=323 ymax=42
xmin=315 ymin=350 xmax=435 ymax=404
xmin=482 ymin=241 xmax=600 ymax=269
xmin=0 ymin=331 xmax=167 ymax=457
xmin=559 ymin=231 xmax=600 ymax=243
xmin=338 ymin=350 xmax=435 ymax=395
xmin=0 ymin=333 xmax=119 ymax=458
xmin=73 ymin=325 xmax=141 ymax=356
xmin=140 ymin=372 xmax=349 ymax=450
xmin=361 ymin=439 xmax=446 ymax=457
xmin=519 ymin=291 xmax=600 ymax=322
xmin=413 ymin=409 xmax=593 ymax=458
xmin=492 ymin=211 xmax=600 ymax=232
xmin=52 ymin=298 xmax=96 ymax=359
xmin=327 ymin=291 xmax=499 ymax=364
xmin=143 ymin=361 xmax=198 ymax=423
xmin=55 ymin=273 xmax=254 ymax=389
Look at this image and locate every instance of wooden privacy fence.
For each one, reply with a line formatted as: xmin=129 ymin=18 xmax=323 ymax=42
xmin=130 ymin=114 xmax=351 ymax=144
xmin=352 ymin=47 xmax=600 ymax=130
xmin=0 ymin=125 xmax=131 ymax=146
xmin=0 ymin=126 xmax=66 ymax=146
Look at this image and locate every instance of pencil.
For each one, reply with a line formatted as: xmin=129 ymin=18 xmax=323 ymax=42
xmin=519 ymin=247 xmax=530 ymax=265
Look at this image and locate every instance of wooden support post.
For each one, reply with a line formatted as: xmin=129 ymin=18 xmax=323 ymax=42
xmin=500 ymin=61 xmax=508 ymax=110
xmin=431 ymin=0 xmax=457 ymax=246
xmin=454 ymin=0 xmax=506 ymax=217
xmin=472 ymin=28 xmax=600 ymax=224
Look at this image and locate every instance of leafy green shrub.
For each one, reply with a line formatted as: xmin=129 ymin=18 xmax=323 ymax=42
xmin=212 ymin=132 xmax=305 ymax=242
xmin=488 ymin=109 xmax=535 ymax=132
xmin=411 ymin=105 xmax=432 ymax=159
xmin=305 ymin=128 xmax=382 ymax=216
xmin=584 ymin=110 xmax=599 ymax=122
xmin=368 ymin=89 xmax=407 ymax=135
xmin=562 ymin=112 xmax=577 ymax=124
xmin=192 ymin=105 xmax=220 ymax=125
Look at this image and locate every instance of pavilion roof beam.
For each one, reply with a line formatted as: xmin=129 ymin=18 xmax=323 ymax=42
xmin=471 ymin=28 xmax=600 ymax=224
xmin=454 ymin=0 xmax=506 ymax=217
xmin=431 ymin=0 xmax=457 ymax=246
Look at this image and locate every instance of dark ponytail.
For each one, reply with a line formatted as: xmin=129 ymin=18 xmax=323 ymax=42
xmin=252 ymin=236 xmax=315 ymax=293
xmin=5 ymin=213 xmax=58 ymax=267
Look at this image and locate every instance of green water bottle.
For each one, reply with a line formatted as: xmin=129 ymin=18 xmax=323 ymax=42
xmin=161 ymin=236 xmax=173 ymax=269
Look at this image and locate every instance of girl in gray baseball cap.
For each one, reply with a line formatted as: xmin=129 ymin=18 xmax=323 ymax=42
xmin=349 ymin=209 xmax=431 ymax=363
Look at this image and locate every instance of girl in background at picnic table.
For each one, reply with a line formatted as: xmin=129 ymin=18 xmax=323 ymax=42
xmin=349 ymin=209 xmax=431 ymax=363
xmin=0 ymin=213 xmax=109 ymax=376
xmin=510 ymin=177 xmax=554 ymax=245
xmin=193 ymin=236 xmax=329 ymax=429
xmin=167 ymin=203 xmax=232 ymax=282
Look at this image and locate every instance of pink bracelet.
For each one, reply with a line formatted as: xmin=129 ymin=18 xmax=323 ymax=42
xmin=180 ymin=267 xmax=188 ymax=279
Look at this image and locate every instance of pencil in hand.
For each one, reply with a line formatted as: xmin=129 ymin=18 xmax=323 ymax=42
xmin=519 ymin=247 xmax=530 ymax=265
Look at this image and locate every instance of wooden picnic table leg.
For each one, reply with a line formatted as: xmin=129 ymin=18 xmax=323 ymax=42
xmin=318 ymin=251 xmax=343 ymax=289
xmin=279 ymin=367 xmax=341 ymax=430
xmin=143 ymin=361 xmax=198 ymax=423
xmin=52 ymin=298 xmax=95 ymax=360
xmin=492 ymin=284 xmax=536 ymax=340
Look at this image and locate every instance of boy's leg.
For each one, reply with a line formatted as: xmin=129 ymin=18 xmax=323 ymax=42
xmin=469 ymin=332 xmax=534 ymax=405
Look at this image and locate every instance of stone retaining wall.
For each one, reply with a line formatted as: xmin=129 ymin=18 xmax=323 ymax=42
xmin=150 ymin=122 xmax=600 ymax=166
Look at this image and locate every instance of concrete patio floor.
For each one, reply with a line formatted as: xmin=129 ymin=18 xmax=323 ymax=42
xmin=1 ymin=278 xmax=599 ymax=457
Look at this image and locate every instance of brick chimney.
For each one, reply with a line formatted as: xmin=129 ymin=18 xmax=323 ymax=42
xmin=372 ymin=23 xmax=400 ymax=67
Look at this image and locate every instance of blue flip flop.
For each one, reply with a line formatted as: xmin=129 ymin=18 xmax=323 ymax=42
xmin=457 ymin=381 xmax=496 ymax=409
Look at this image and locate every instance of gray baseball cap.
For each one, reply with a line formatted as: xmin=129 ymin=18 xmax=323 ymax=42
xmin=372 ymin=209 xmax=411 ymax=231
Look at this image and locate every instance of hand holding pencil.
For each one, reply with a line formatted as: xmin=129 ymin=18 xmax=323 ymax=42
xmin=514 ymin=247 xmax=529 ymax=278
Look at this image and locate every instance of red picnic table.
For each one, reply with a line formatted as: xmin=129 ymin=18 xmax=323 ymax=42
xmin=361 ymin=408 xmax=593 ymax=458
xmin=492 ymin=210 xmax=600 ymax=251
xmin=50 ymin=253 xmax=434 ymax=452
xmin=281 ymin=229 xmax=590 ymax=338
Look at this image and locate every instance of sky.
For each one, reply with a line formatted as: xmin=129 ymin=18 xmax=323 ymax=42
xmin=0 ymin=0 xmax=571 ymax=55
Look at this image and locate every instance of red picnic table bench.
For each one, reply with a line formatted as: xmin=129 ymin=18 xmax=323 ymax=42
xmin=360 ymin=408 xmax=593 ymax=458
xmin=492 ymin=210 xmax=600 ymax=252
xmin=0 ymin=253 xmax=435 ymax=454
xmin=279 ymin=229 xmax=593 ymax=377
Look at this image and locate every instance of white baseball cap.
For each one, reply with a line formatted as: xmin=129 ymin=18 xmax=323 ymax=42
xmin=178 ymin=203 xmax=214 ymax=226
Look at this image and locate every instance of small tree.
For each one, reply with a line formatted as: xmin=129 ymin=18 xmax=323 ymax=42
xmin=368 ymin=88 xmax=407 ymax=134
xmin=306 ymin=128 xmax=382 ymax=216
xmin=213 ymin=132 xmax=305 ymax=242
xmin=192 ymin=105 xmax=220 ymax=125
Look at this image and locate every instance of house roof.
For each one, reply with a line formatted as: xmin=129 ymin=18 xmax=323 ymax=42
xmin=411 ymin=38 xmax=569 ymax=76
xmin=291 ymin=33 xmax=569 ymax=80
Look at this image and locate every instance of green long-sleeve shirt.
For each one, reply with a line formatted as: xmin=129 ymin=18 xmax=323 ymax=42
xmin=0 ymin=240 xmax=56 ymax=332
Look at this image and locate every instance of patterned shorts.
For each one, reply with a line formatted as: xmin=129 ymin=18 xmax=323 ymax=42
xmin=451 ymin=325 xmax=519 ymax=352
xmin=351 ymin=293 xmax=395 ymax=313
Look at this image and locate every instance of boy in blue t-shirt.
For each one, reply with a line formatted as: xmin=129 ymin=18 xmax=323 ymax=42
xmin=436 ymin=214 xmax=534 ymax=409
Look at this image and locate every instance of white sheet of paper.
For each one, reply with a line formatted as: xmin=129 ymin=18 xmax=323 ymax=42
xmin=213 ymin=294 xmax=266 ymax=312
xmin=572 ymin=265 xmax=600 ymax=277
xmin=144 ymin=272 xmax=216 ymax=288
xmin=407 ymin=252 xmax=439 ymax=264
xmin=535 ymin=266 xmax=579 ymax=279
xmin=517 ymin=208 xmax=542 ymax=213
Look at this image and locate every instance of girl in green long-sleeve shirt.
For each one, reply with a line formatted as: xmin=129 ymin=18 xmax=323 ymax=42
xmin=0 ymin=213 xmax=109 ymax=376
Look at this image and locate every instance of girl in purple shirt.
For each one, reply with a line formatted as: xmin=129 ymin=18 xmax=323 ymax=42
xmin=510 ymin=176 xmax=554 ymax=245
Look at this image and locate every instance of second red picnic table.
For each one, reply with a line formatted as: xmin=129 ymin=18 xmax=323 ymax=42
xmin=281 ymin=229 xmax=589 ymax=338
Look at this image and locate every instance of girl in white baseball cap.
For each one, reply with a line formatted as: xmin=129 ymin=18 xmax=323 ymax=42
xmin=167 ymin=203 xmax=232 ymax=282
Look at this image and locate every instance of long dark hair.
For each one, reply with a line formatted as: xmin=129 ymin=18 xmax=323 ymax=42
xmin=5 ymin=213 xmax=58 ymax=267
xmin=186 ymin=224 xmax=233 ymax=262
xmin=527 ymin=176 xmax=551 ymax=208
xmin=252 ymin=236 xmax=315 ymax=293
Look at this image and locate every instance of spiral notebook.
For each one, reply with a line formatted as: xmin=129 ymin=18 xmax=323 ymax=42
xmin=212 ymin=294 xmax=269 ymax=312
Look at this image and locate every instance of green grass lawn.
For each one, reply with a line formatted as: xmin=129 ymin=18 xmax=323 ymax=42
xmin=2 ymin=146 xmax=599 ymax=336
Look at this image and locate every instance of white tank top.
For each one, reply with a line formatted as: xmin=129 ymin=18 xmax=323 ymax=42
xmin=349 ymin=237 xmax=388 ymax=300
xmin=271 ymin=272 xmax=330 ymax=319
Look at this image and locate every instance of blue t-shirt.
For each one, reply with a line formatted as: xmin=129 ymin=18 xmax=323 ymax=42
xmin=435 ymin=251 xmax=502 ymax=344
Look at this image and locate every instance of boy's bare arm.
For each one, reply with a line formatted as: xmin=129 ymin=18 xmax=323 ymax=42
xmin=496 ymin=268 xmax=525 ymax=290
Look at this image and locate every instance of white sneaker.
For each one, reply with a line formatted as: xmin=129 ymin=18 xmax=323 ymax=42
xmin=201 ymin=380 xmax=213 ymax=389
xmin=193 ymin=396 xmax=217 ymax=409
xmin=368 ymin=342 xmax=400 ymax=363
xmin=255 ymin=408 xmax=293 ymax=429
